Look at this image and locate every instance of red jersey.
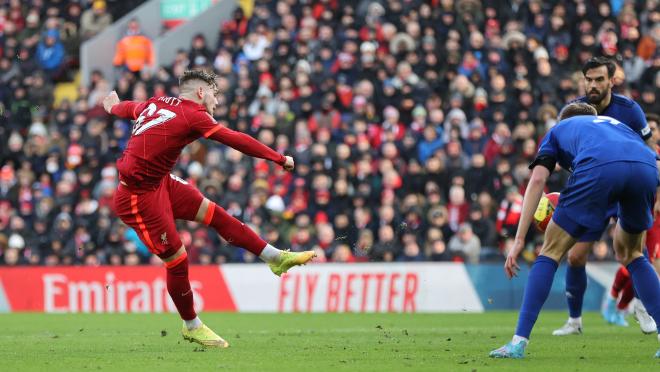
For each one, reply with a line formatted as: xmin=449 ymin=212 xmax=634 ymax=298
xmin=111 ymin=96 xmax=285 ymax=190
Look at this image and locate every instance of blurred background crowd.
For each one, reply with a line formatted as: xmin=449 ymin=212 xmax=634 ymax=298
xmin=0 ymin=0 xmax=659 ymax=266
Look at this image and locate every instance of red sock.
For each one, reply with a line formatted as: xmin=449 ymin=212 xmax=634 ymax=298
xmin=202 ymin=202 xmax=267 ymax=256
xmin=165 ymin=252 xmax=197 ymax=321
xmin=610 ymin=266 xmax=630 ymax=298
xmin=617 ymin=281 xmax=635 ymax=311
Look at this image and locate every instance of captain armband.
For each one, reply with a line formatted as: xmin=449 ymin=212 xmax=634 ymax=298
xmin=528 ymin=155 xmax=557 ymax=173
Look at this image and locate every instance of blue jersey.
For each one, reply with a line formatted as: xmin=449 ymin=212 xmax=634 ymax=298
xmin=537 ymin=115 xmax=656 ymax=173
xmin=574 ymin=94 xmax=650 ymax=139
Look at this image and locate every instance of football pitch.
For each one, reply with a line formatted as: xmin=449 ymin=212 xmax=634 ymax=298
xmin=1 ymin=312 xmax=658 ymax=371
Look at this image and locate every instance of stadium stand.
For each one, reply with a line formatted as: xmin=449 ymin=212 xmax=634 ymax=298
xmin=0 ymin=0 xmax=659 ymax=266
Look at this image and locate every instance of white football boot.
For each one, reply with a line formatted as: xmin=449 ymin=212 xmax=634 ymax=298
xmin=552 ymin=318 xmax=583 ymax=336
xmin=632 ymin=299 xmax=657 ymax=334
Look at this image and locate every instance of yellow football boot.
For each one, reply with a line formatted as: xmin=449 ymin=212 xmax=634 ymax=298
xmin=182 ymin=324 xmax=229 ymax=348
xmin=268 ymin=250 xmax=316 ymax=277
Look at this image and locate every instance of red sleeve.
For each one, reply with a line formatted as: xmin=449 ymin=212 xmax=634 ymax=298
xmin=191 ymin=112 xmax=286 ymax=165
xmin=110 ymin=101 xmax=148 ymax=120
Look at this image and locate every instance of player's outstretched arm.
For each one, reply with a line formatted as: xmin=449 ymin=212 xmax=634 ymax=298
xmin=206 ymin=124 xmax=293 ymax=170
xmin=505 ymin=165 xmax=550 ymax=279
xmin=103 ymin=90 xmax=147 ymax=120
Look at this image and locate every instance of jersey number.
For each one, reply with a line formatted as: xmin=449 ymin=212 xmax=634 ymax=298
xmin=593 ymin=116 xmax=622 ymax=126
xmin=133 ymin=103 xmax=176 ymax=136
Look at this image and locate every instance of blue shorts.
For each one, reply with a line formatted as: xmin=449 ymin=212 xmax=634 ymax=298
xmin=568 ymin=204 xmax=618 ymax=242
xmin=552 ymin=161 xmax=658 ymax=241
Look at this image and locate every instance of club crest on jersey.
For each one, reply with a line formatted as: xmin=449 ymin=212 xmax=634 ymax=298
xmin=161 ymin=232 xmax=168 ymax=245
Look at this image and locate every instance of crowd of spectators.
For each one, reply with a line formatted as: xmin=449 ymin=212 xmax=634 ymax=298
xmin=0 ymin=0 xmax=659 ymax=267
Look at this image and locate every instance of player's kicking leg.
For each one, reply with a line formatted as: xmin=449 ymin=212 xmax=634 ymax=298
xmin=491 ymin=220 xmax=577 ymax=358
xmin=168 ymin=176 xmax=316 ymax=276
xmin=552 ymin=242 xmax=591 ymax=336
xmin=193 ymin=198 xmax=316 ymax=275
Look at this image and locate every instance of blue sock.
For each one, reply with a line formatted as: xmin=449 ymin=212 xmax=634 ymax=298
xmin=565 ymin=265 xmax=587 ymax=318
xmin=627 ymin=256 xmax=660 ymax=333
xmin=630 ymin=249 xmax=650 ymax=300
xmin=515 ymin=256 xmax=559 ymax=338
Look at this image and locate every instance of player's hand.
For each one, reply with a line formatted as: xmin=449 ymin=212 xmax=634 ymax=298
xmin=283 ymin=156 xmax=294 ymax=172
xmin=504 ymin=238 xmax=524 ymax=279
xmin=103 ymin=91 xmax=120 ymax=114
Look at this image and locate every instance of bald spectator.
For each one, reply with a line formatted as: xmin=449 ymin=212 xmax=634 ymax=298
xmin=448 ymin=223 xmax=482 ymax=264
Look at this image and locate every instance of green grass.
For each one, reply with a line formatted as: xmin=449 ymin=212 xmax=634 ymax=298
xmin=0 ymin=312 xmax=658 ymax=371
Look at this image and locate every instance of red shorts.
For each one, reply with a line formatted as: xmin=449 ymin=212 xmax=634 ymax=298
xmin=646 ymin=216 xmax=660 ymax=260
xmin=113 ymin=174 xmax=205 ymax=258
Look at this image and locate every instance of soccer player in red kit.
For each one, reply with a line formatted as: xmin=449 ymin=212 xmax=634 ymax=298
xmin=102 ymin=70 xmax=315 ymax=348
xmin=603 ymin=113 xmax=660 ymax=333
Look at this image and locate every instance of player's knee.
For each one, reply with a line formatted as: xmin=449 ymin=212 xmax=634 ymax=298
xmin=161 ymin=245 xmax=188 ymax=269
xmin=567 ymin=248 xmax=588 ymax=266
xmin=614 ymin=243 xmax=644 ymax=266
xmin=195 ymin=198 xmax=214 ymax=224
xmin=613 ymin=248 xmax=640 ymax=266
